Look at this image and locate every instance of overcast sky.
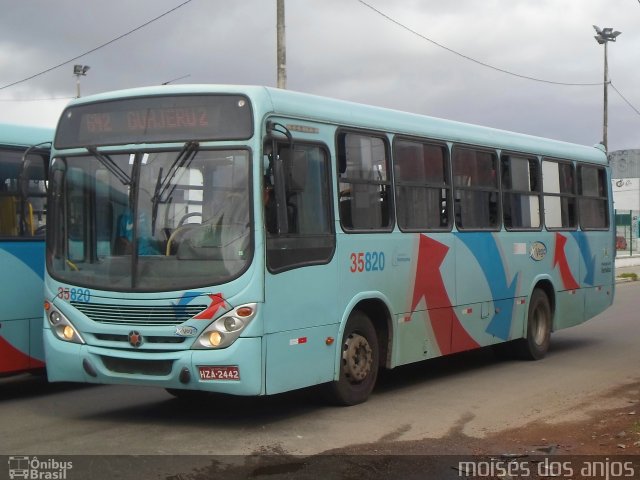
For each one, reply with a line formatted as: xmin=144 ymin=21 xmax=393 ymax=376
xmin=0 ymin=0 xmax=638 ymax=152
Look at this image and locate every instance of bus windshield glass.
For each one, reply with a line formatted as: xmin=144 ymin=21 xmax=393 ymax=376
xmin=47 ymin=148 xmax=252 ymax=292
xmin=54 ymin=94 xmax=253 ymax=148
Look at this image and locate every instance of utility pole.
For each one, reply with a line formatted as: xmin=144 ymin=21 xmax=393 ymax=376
xmin=593 ymin=25 xmax=621 ymax=152
xmin=603 ymin=40 xmax=609 ymax=151
xmin=277 ymin=0 xmax=287 ymax=89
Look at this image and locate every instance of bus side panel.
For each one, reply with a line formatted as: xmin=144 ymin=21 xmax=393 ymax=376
xmin=28 ymin=317 xmax=45 ymax=369
xmin=454 ymin=232 xmax=526 ymax=348
xmin=264 ymin=323 xmax=339 ymax=394
xmin=394 ymin=309 xmax=451 ymax=365
xmin=394 ymin=233 xmax=456 ymax=364
xmin=573 ymin=230 xmax=615 ymax=321
xmin=554 ymin=290 xmax=586 ymax=330
xmin=0 ymin=242 xmax=45 ymax=322
xmin=0 ymin=322 xmax=31 ymax=374
xmin=0 ymin=242 xmax=46 ymax=373
xmin=584 ymin=285 xmax=614 ymax=321
xmin=552 ymin=232 xmax=585 ymax=328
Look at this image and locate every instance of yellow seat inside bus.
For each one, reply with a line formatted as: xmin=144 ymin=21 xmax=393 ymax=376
xmin=0 ymin=196 xmax=36 ymax=236
xmin=0 ymin=195 xmax=18 ymax=236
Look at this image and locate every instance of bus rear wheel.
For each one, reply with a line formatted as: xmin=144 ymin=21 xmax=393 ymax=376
xmin=323 ymin=311 xmax=379 ymax=406
xmin=516 ymin=289 xmax=552 ymax=360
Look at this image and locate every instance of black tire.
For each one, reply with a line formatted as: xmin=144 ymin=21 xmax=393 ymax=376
xmin=515 ymin=289 xmax=552 ymax=360
xmin=323 ymin=311 xmax=379 ymax=406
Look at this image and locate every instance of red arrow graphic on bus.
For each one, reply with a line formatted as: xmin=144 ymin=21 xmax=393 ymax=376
xmin=411 ymin=235 xmax=479 ymax=355
xmin=553 ymin=233 xmax=579 ymax=291
xmin=193 ymin=293 xmax=227 ymax=320
xmin=0 ymin=337 xmax=45 ymax=374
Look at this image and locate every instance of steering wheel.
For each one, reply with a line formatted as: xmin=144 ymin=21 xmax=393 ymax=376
xmin=178 ymin=212 xmax=202 ymax=227
xmin=165 ymin=224 xmax=199 ymax=256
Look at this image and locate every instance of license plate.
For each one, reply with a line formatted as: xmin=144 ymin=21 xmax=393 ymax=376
xmin=198 ymin=366 xmax=240 ymax=381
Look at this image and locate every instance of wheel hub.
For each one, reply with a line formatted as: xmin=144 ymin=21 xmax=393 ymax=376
xmin=342 ymin=333 xmax=373 ymax=383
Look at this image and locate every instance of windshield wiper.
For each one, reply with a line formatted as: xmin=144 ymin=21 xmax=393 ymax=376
xmin=86 ymin=147 xmax=131 ymax=185
xmin=151 ymin=141 xmax=200 ymax=234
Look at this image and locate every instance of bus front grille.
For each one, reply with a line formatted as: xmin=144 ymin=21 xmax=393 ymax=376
xmin=100 ymin=356 xmax=173 ymax=376
xmin=94 ymin=333 xmax=186 ymax=344
xmin=70 ymin=302 xmax=206 ymax=326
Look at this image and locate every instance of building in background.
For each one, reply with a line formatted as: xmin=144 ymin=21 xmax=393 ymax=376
xmin=609 ymin=149 xmax=640 ymax=255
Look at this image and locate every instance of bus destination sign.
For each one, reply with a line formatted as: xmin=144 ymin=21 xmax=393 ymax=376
xmin=55 ymin=94 xmax=253 ymax=148
xmin=84 ymin=106 xmax=211 ymax=135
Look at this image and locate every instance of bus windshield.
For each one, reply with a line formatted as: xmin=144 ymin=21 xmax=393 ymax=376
xmin=47 ymin=148 xmax=252 ymax=292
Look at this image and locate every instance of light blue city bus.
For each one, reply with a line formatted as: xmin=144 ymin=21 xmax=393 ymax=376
xmin=43 ymin=86 xmax=614 ymax=404
xmin=0 ymin=123 xmax=52 ymax=376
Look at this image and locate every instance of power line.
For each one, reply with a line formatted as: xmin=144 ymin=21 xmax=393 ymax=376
xmin=0 ymin=96 xmax=73 ymax=102
xmin=356 ymin=0 xmax=604 ymax=87
xmin=0 ymin=0 xmax=192 ymax=92
xmin=610 ymin=82 xmax=640 ymax=117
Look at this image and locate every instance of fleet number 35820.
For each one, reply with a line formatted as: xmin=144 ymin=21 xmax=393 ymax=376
xmin=349 ymin=252 xmax=385 ymax=273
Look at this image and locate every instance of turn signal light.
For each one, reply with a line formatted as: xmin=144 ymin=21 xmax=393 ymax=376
xmin=236 ymin=306 xmax=253 ymax=318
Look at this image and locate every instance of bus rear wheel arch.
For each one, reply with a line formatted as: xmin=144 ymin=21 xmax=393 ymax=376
xmin=323 ymin=310 xmax=379 ymax=406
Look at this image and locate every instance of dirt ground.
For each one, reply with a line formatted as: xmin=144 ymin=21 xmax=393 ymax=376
xmin=171 ymin=380 xmax=640 ymax=479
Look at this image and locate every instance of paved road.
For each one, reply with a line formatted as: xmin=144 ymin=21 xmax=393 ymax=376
xmin=1 ymin=282 xmax=638 ymax=456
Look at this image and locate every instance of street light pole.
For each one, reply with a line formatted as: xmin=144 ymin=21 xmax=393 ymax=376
xmin=276 ymin=0 xmax=287 ymax=89
xmin=593 ymin=25 xmax=621 ymax=151
xmin=73 ymin=64 xmax=90 ymax=98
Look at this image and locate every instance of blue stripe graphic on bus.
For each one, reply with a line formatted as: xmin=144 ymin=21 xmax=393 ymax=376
xmin=1 ymin=243 xmax=45 ymax=280
xmin=171 ymin=291 xmax=202 ymax=317
xmin=455 ymin=233 xmax=518 ymax=340
xmin=570 ymin=231 xmax=595 ymax=286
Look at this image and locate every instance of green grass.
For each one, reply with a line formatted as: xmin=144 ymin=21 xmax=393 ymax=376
xmin=618 ymin=273 xmax=638 ymax=281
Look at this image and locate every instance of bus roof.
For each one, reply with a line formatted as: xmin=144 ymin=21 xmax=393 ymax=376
xmin=60 ymin=84 xmax=607 ymax=165
xmin=0 ymin=123 xmax=54 ymax=148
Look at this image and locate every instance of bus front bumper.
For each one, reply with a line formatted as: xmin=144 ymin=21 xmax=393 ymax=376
xmin=43 ymin=329 xmax=264 ymax=396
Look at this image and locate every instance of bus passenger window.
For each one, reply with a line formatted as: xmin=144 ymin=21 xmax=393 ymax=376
xmin=542 ymin=159 xmax=576 ymax=229
xmin=578 ymin=165 xmax=608 ymax=230
xmin=452 ymin=147 xmax=499 ymax=230
xmin=501 ymin=155 xmax=541 ymax=230
xmin=393 ymin=139 xmax=450 ymax=231
xmin=337 ymin=132 xmax=393 ymax=231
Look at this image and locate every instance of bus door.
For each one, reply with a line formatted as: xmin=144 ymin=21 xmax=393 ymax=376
xmin=262 ymin=132 xmax=338 ymax=394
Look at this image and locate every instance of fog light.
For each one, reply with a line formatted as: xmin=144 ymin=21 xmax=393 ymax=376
xmin=49 ymin=311 xmax=62 ymax=325
xmin=209 ymin=331 xmax=223 ymax=347
xmin=63 ymin=325 xmax=75 ymax=340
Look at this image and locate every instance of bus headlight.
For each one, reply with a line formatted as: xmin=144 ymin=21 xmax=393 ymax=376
xmin=194 ymin=303 xmax=257 ymax=349
xmin=209 ymin=331 xmax=223 ymax=347
xmin=46 ymin=305 xmax=85 ymax=344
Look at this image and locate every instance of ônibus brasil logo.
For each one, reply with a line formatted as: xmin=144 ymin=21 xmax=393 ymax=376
xmin=8 ymin=456 xmax=72 ymax=480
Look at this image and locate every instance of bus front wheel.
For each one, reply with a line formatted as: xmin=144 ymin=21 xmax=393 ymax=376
xmin=324 ymin=311 xmax=379 ymax=406
xmin=517 ymin=289 xmax=552 ymax=360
